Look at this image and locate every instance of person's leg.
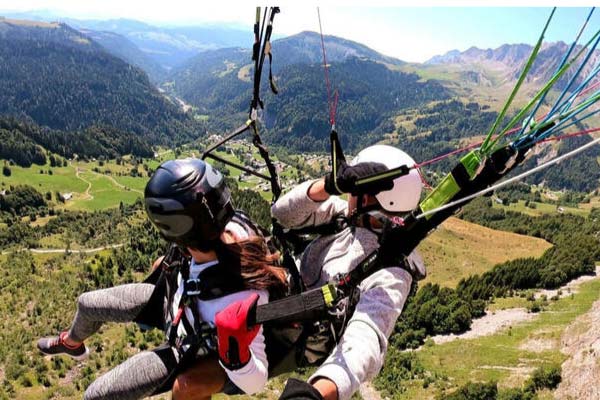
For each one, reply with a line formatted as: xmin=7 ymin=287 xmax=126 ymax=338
xmin=172 ymin=356 xmax=227 ymax=400
xmin=38 ymin=283 xmax=156 ymax=358
xmin=68 ymin=283 xmax=156 ymax=343
xmin=84 ymin=346 xmax=178 ymax=400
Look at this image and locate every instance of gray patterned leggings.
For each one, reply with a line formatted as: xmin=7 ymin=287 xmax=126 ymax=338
xmin=67 ymin=283 xmax=179 ymax=400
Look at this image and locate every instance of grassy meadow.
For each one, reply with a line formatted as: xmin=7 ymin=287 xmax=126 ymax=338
xmin=419 ymin=217 xmax=552 ymax=287
xmin=383 ymin=278 xmax=600 ymax=399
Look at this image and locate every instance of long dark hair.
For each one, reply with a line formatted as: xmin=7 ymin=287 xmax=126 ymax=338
xmin=215 ymin=236 xmax=288 ymax=295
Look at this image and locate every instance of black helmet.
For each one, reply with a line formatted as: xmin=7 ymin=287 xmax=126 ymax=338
xmin=144 ymin=158 xmax=235 ymax=250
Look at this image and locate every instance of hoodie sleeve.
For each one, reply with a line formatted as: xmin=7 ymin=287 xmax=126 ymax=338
xmin=271 ymin=180 xmax=347 ymax=229
xmin=308 ymin=267 xmax=413 ymax=400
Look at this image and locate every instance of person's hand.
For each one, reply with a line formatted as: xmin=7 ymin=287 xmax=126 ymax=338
xmin=215 ymin=293 xmax=260 ymax=370
xmin=324 ymin=160 xmax=393 ymax=196
xmin=279 ymin=378 xmax=326 ymax=400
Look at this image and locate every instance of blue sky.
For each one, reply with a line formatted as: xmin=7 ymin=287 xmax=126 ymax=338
xmin=299 ymin=7 xmax=599 ymax=61
xmin=0 ymin=2 xmax=598 ymax=62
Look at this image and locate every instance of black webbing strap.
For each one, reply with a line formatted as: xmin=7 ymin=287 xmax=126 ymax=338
xmin=184 ymin=264 xmax=246 ymax=301
xmin=251 ymin=7 xmax=279 ymax=113
xmin=354 ymin=164 xmax=411 ymax=192
xmin=135 ymin=244 xmax=187 ymax=330
xmin=450 ymin=161 xmax=472 ymax=189
xmin=330 ymin=129 xmax=346 ymax=181
xmin=252 ymin=8 xmax=261 ymax=63
xmin=251 ymin=123 xmax=281 ymax=199
xmin=265 ymin=8 xmax=279 ymax=95
xmin=251 ymin=284 xmax=335 ymax=325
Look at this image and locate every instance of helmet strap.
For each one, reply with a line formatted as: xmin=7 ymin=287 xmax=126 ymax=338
xmin=350 ymin=196 xmax=386 ymax=235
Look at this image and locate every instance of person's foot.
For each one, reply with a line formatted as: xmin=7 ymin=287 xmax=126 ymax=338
xmin=37 ymin=332 xmax=89 ymax=361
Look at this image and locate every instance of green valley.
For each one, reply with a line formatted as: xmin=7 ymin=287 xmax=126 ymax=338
xmin=0 ymin=7 xmax=599 ymax=400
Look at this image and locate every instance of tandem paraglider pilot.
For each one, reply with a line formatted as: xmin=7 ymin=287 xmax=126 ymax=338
xmin=273 ymin=144 xmax=426 ymax=400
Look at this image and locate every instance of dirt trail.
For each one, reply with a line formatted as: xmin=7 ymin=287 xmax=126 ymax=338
xmin=1 ymin=244 xmax=123 ymax=255
xmin=431 ymin=308 xmax=535 ymax=344
xmin=75 ymin=167 xmax=93 ymax=200
xmin=91 ymin=170 xmax=144 ymax=194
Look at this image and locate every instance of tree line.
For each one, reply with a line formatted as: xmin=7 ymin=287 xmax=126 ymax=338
xmin=0 ymin=117 xmax=156 ymax=165
xmin=385 ymin=197 xmax=600 ymax=351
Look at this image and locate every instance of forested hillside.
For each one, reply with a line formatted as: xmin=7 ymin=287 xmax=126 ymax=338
xmin=0 ymin=117 xmax=153 ymax=166
xmin=80 ymin=29 xmax=167 ymax=83
xmin=394 ymin=99 xmax=498 ymax=172
xmin=524 ymin=131 xmax=600 ymax=192
xmin=264 ymin=59 xmax=447 ymax=152
xmin=169 ymin=53 xmax=448 ymax=152
xmin=0 ymin=19 xmax=200 ymax=146
xmin=164 ymin=47 xmax=252 ymax=120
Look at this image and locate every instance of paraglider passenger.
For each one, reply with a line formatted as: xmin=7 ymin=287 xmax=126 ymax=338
xmin=37 ymin=158 xmax=287 ymax=400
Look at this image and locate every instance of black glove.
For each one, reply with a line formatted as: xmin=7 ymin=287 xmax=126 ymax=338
xmin=324 ymin=161 xmax=393 ymax=196
xmin=279 ymin=378 xmax=324 ymax=400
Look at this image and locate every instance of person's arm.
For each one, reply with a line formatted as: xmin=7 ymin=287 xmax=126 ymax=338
xmin=271 ymin=179 xmax=347 ymax=229
xmin=215 ymin=291 xmax=269 ymax=394
xmin=221 ymin=326 xmax=268 ymax=394
xmin=307 ymin=178 xmax=330 ymax=202
xmin=309 ymin=266 xmax=413 ymax=400
xmin=272 ymin=157 xmax=395 ymax=229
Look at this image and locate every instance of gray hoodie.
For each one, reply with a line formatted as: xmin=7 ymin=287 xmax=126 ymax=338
xmin=271 ymin=180 xmax=421 ymax=400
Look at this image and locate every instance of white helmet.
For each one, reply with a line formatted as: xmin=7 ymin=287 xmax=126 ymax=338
xmin=350 ymin=145 xmax=422 ymax=213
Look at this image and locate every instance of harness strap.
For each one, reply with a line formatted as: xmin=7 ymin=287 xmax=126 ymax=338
xmin=184 ymin=264 xmax=246 ymax=301
xmin=287 ymin=215 xmax=349 ymax=237
xmin=250 ymin=284 xmax=338 ymax=325
xmin=251 ymin=7 xmax=279 ymax=114
xmin=267 ymin=42 xmax=278 ymax=94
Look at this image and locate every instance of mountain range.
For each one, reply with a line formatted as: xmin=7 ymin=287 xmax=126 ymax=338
xmin=0 ymin=18 xmax=199 ymax=151
xmin=0 ymin=14 xmax=598 ymax=170
xmin=426 ymin=42 xmax=600 ymax=90
xmin=163 ymin=31 xmax=446 ymax=152
xmin=2 ymin=11 xmax=252 ymax=74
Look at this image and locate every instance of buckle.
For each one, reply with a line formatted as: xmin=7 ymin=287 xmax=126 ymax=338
xmin=185 ymin=279 xmax=202 ymax=296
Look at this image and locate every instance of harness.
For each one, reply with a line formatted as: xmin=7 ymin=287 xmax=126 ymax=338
xmin=135 ymin=212 xmax=266 ymax=393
